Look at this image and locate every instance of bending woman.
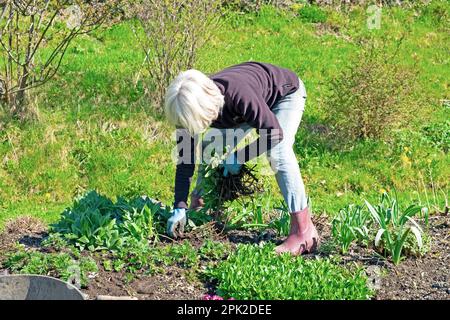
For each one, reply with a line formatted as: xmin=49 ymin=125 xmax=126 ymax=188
xmin=164 ymin=62 xmax=319 ymax=255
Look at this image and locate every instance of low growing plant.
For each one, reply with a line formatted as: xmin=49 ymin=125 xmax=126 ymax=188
xmin=51 ymin=191 xmax=169 ymax=251
xmin=205 ymin=244 xmax=373 ymax=300
xmin=331 ymin=204 xmax=372 ymax=253
xmin=3 ymin=245 xmax=98 ymax=288
xmin=199 ymin=240 xmax=231 ymax=261
xmin=365 ymin=192 xmax=425 ymax=265
xmin=298 ymin=4 xmax=328 ymax=23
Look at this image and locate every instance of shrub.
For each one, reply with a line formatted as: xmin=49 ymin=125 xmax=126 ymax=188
xmin=222 ymin=0 xmax=292 ymax=13
xmin=0 ymin=0 xmax=118 ymax=121
xmin=324 ymin=36 xmax=420 ymax=142
xmin=205 ymin=244 xmax=373 ymax=300
xmin=127 ymin=0 xmax=222 ymax=112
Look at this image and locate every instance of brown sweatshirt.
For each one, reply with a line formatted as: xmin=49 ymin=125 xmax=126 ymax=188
xmin=174 ymin=62 xmax=300 ymax=209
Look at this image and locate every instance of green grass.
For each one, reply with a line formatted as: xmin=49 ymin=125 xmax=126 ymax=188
xmin=0 ymin=3 xmax=449 ymax=230
xmin=205 ymin=243 xmax=373 ymax=300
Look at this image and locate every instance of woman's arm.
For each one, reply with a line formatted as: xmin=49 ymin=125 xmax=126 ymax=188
xmin=174 ymin=129 xmax=196 ymax=209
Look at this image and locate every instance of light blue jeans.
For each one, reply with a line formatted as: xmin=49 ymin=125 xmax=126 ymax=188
xmin=195 ymin=79 xmax=308 ymax=213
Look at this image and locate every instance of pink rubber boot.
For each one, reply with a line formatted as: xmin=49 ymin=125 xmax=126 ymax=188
xmin=275 ymin=207 xmax=320 ymax=256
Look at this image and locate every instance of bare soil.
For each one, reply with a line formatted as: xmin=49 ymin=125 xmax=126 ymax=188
xmin=0 ymin=213 xmax=448 ymax=300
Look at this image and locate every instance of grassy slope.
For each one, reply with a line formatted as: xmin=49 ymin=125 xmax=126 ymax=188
xmin=0 ymin=5 xmax=448 ymax=229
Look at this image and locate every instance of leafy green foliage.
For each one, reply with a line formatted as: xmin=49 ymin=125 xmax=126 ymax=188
xmin=160 ymin=241 xmax=200 ymax=269
xmin=199 ymin=240 xmax=231 ymax=261
xmin=50 ymin=190 xmax=170 ymax=251
xmin=365 ymin=192 xmax=425 ymax=265
xmin=331 ymin=192 xmax=428 ymax=264
xmin=421 ymin=120 xmax=449 ymax=153
xmin=298 ymin=5 xmax=327 ymax=23
xmin=418 ymin=0 xmax=449 ymax=27
xmin=205 ymin=244 xmax=372 ymax=300
xmin=3 ymin=245 xmax=98 ymax=288
xmin=268 ymin=204 xmax=291 ymax=237
xmin=332 ymin=204 xmax=371 ymax=253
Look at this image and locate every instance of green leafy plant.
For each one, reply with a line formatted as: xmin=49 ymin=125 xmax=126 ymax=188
xmin=268 ymin=202 xmax=291 ymax=237
xmin=298 ymin=5 xmax=327 ymax=23
xmin=332 ymin=204 xmax=371 ymax=253
xmin=199 ymin=240 xmax=231 ymax=261
xmin=205 ymin=243 xmax=372 ymax=300
xmin=365 ymin=192 xmax=424 ymax=265
xmin=199 ymin=153 xmax=264 ymax=212
xmin=421 ymin=120 xmax=449 ymax=153
xmin=3 ymin=245 xmax=98 ymax=288
xmin=51 ymin=191 xmax=168 ymax=251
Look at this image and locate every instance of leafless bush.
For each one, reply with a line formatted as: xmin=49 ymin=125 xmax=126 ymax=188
xmin=0 ymin=0 xmax=118 ymax=121
xmin=222 ymin=0 xmax=293 ymax=13
xmin=127 ymin=0 xmax=222 ymax=112
xmin=324 ymin=35 xmax=420 ymax=142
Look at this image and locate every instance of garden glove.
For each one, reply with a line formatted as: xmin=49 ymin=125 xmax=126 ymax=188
xmin=167 ymin=208 xmax=187 ymax=238
xmin=222 ymin=153 xmax=242 ymax=177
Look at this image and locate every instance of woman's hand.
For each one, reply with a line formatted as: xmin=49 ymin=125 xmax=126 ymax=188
xmin=189 ymin=194 xmax=204 ymax=210
xmin=167 ymin=208 xmax=187 ymax=238
xmin=223 ymin=153 xmax=242 ymax=177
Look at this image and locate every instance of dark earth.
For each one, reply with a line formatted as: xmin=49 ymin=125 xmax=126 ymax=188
xmin=0 ymin=213 xmax=448 ymax=300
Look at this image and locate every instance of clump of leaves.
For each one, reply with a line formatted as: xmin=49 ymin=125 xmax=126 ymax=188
xmin=324 ymin=35 xmax=420 ymax=142
xmin=205 ymin=243 xmax=372 ymax=300
xmin=50 ymin=190 xmax=170 ymax=251
xmin=199 ymin=154 xmax=264 ymax=210
xmin=332 ymin=192 xmax=428 ymax=265
xmin=298 ymin=5 xmax=328 ymax=23
xmin=268 ymin=202 xmax=292 ymax=237
xmin=332 ymin=204 xmax=372 ymax=253
xmin=199 ymin=240 xmax=231 ymax=261
xmin=3 ymin=245 xmax=98 ymax=288
xmin=421 ymin=120 xmax=449 ymax=153
xmin=365 ymin=192 xmax=425 ymax=265
xmin=113 ymin=240 xmax=226 ymax=275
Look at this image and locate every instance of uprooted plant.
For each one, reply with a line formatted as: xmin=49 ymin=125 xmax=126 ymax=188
xmin=199 ymin=153 xmax=265 ymax=212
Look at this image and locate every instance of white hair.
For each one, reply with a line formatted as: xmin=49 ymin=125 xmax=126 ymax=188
xmin=164 ymin=69 xmax=224 ymax=136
